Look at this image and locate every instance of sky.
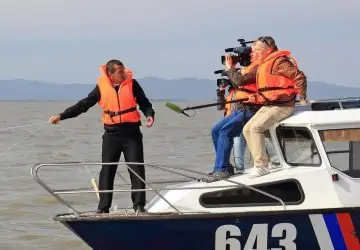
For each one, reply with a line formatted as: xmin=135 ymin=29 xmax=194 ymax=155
xmin=0 ymin=0 xmax=359 ymax=87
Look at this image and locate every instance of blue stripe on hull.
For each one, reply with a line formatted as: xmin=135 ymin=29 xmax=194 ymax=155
xmin=323 ymin=214 xmax=347 ymax=249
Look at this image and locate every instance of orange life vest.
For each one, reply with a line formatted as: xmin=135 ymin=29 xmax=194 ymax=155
xmin=224 ymin=61 xmax=260 ymax=117
xmin=256 ymin=50 xmax=298 ymax=104
xmin=97 ymin=65 xmax=141 ymax=125
xmin=224 ymin=88 xmax=236 ymax=117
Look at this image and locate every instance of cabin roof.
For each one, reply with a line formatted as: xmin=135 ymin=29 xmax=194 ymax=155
xmin=279 ymin=108 xmax=360 ymax=127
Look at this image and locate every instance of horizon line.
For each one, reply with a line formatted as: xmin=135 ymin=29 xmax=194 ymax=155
xmin=0 ymin=78 xmax=358 ymax=89
xmin=0 ymin=77 xmax=330 ymax=85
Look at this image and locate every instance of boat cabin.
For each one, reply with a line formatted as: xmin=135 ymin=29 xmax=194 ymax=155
xmin=146 ymin=101 xmax=360 ymax=214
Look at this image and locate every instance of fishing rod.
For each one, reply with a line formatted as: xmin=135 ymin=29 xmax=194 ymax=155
xmin=165 ymin=98 xmax=249 ymax=117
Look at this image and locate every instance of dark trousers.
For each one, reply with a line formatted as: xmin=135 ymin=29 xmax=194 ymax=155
xmin=97 ymin=132 xmax=146 ymax=211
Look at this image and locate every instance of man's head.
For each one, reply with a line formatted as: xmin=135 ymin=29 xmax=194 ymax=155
xmin=251 ymin=36 xmax=278 ymax=61
xmin=106 ymin=59 xmax=126 ymax=84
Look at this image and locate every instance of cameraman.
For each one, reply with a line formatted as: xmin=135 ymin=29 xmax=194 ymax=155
xmin=216 ymin=81 xmax=247 ymax=173
xmin=206 ymin=53 xmax=262 ymax=182
xmin=224 ymin=36 xmax=307 ymax=178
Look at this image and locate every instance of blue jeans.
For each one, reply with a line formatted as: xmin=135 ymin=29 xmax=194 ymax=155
xmin=265 ymin=137 xmax=279 ymax=162
xmin=233 ymin=133 xmax=246 ymax=170
xmin=211 ymin=109 xmax=255 ymax=171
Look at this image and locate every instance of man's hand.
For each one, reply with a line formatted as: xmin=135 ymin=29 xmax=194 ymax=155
xmin=225 ymin=55 xmax=236 ymax=70
xmin=49 ymin=115 xmax=61 ymax=124
xmin=146 ymin=116 xmax=154 ymax=128
xmin=244 ymin=94 xmax=257 ymax=103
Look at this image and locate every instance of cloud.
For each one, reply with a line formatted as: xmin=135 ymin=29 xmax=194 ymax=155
xmin=1 ymin=0 xmax=357 ymax=38
xmin=0 ymin=0 xmax=358 ymax=87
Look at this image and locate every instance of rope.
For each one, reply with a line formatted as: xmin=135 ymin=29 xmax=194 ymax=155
xmin=0 ymin=121 xmax=48 ymax=132
xmin=0 ymin=121 xmax=56 ymax=249
xmin=56 ymin=125 xmax=105 ymax=201
xmin=57 ymin=126 xmax=94 ymax=179
xmin=0 ymin=126 xmax=42 ymax=158
xmin=0 ymin=122 xmax=47 ymax=181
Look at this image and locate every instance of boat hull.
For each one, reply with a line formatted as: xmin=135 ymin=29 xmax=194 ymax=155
xmin=55 ymin=208 xmax=360 ymax=250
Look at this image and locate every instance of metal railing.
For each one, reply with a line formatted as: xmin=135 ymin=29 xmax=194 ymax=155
xmin=31 ymin=161 xmax=287 ymax=217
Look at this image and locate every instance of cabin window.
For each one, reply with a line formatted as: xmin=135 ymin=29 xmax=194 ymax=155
xmin=341 ymin=100 xmax=360 ymax=109
xmin=199 ymin=179 xmax=304 ymax=208
xmin=276 ymin=126 xmax=321 ymax=166
xmin=311 ymin=100 xmax=360 ymax=111
xmin=319 ymin=128 xmax=360 ymax=178
xmin=311 ymin=102 xmax=340 ymax=111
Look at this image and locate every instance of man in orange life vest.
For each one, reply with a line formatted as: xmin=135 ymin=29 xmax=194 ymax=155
xmin=224 ymin=36 xmax=307 ymax=178
xmin=48 ymin=59 xmax=155 ymax=213
xmin=217 ymin=74 xmax=279 ymax=174
xmin=216 ymin=84 xmax=248 ymax=173
xmin=205 ymin=53 xmax=262 ymax=181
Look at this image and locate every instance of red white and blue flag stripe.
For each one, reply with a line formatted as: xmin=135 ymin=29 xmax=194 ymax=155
xmin=310 ymin=213 xmax=360 ymax=249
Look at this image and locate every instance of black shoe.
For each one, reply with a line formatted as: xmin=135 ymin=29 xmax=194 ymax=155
xmin=207 ymin=171 xmax=215 ymax=176
xmin=227 ymin=164 xmax=235 ymax=175
xmin=134 ymin=205 xmax=146 ymax=213
xmin=96 ymin=208 xmax=109 ymax=214
xmin=202 ymin=170 xmax=232 ymax=182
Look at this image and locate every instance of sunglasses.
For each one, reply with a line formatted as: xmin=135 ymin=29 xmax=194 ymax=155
xmin=257 ymin=36 xmax=272 ymax=47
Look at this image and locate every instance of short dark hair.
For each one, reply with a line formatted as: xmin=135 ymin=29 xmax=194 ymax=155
xmin=258 ymin=36 xmax=278 ymax=50
xmin=106 ymin=59 xmax=124 ymax=74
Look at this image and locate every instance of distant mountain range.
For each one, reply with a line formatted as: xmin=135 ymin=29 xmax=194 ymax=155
xmin=0 ymin=78 xmax=359 ymax=101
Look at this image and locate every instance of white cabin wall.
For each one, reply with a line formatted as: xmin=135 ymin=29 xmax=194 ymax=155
xmin=148 ymin=167 xmax=342 ymax=214
xmin=326 ymin=167 xmax=360 ymax=207
xmin=310 ymin=125 xmax=360 ymax=207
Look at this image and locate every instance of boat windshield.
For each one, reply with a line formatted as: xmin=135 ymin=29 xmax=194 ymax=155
xmin=276 ymin=126 xmax=321 ymax=166
xmin=318 ymin=128 xmax=360 ymax=178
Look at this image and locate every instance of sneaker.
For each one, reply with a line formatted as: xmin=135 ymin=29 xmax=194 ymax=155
xmin=207 ymin=171 xmax=214 ymax=176
xmin=236 ymin=169 xmax=245 ymax=174
xmin=268 ymin=161 xmax=281 ymax=170
xmin=203 ymin=170 xmax=232 ymax=182
xmin=248 ymin=166 xmax=270 ymax=178
xmin=234 ymin=164 xmax=245 ymax=174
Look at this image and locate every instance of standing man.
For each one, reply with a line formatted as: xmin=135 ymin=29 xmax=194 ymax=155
xmin=49 ymin=59 xmax=155 ymax=213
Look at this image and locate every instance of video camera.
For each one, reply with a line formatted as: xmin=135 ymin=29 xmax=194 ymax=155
xmin=221 ymin=38 xmax=254 ymax=67
xmin=213 ymin=38 xmax=255 ymax=91
xmin=216 ymin=78 xmax=231 ymax=88
xmin=213 ymin=69 xmax=231 ymax=88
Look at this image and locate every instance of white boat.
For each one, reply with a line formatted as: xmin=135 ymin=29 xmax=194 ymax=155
xmin=31 ymin=97 xmax=360 ymax=250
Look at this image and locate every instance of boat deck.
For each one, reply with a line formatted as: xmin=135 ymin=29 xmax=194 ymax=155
xmin=55 ymin=210 xmax=180 ymax=219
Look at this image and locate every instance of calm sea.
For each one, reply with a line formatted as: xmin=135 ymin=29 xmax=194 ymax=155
xmin=0 ymin=100 xmax=254 ymax=249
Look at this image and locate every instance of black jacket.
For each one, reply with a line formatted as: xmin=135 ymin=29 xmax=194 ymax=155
xmin=59 ymin=79 xmax=155 ymax=135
